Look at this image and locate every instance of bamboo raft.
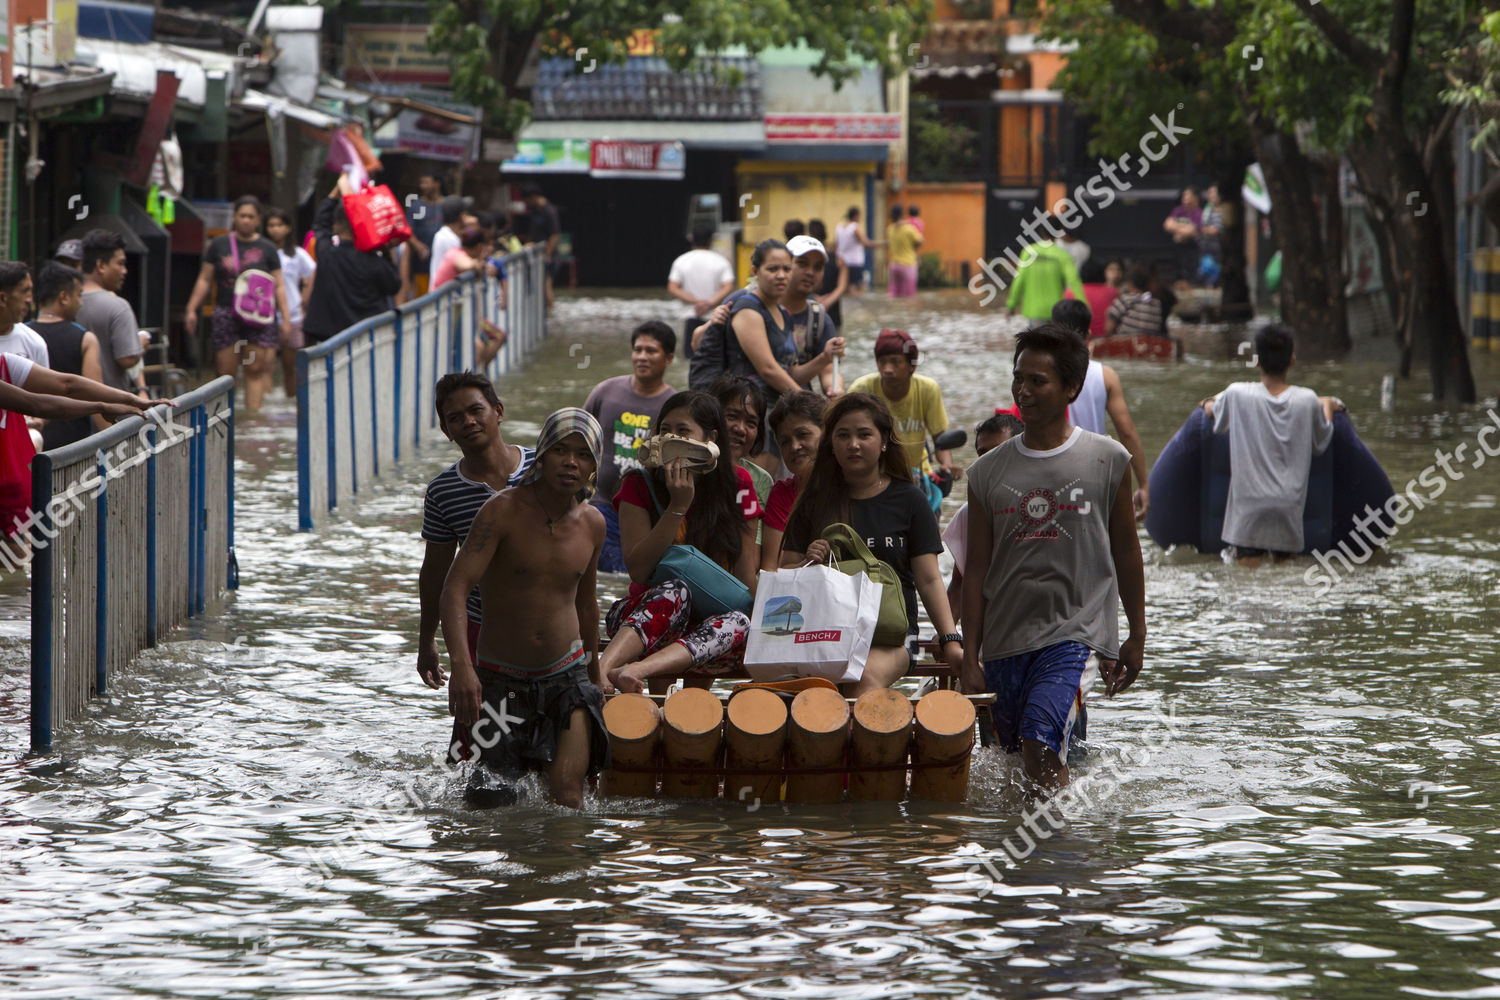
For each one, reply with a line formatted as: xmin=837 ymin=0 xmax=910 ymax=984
xmin=601 ymin=679 xmax=986 ymax=804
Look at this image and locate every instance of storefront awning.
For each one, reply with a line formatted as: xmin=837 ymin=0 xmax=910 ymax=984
xmin=8 ymin=67 xmax=116 ymax=115
xmin=239 ymin=89 xmax=346 ymax=130
xmin=519 ymin=119 xmax=765 ymax=150
xmin=75 ymin=38 xmax=248 ymax=107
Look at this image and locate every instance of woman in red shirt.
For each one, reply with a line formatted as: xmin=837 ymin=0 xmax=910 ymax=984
xmin=599 ymin=391 xmax=762 ymax=694
xmin=760 ymin=390 xmax=827 ymax=571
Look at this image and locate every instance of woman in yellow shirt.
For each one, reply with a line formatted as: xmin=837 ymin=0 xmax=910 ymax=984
xmin=886 ymin=205 xmax=923 ymax=298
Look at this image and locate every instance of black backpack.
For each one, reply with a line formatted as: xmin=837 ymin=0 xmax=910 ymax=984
xmin=688 ymin=289 xmax=749 ymax=390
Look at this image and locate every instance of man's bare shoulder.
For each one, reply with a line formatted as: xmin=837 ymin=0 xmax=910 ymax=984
xmin=463 ymin=489 xmax=524 ymax=551
xmin=580 ymin=500 xmax=606 ymax=539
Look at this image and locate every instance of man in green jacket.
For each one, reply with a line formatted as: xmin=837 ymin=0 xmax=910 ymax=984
xmin=1005 ymin=237 xmax=1086 ymax=322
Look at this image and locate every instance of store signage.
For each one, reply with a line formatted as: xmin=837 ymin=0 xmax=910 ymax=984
xmin=344 ymin=25 xmax=449 ymax=86
xmin=589 ymin=141 xmax=685 ymax=180
xmin=502 ymin=139 xmax=592 ymax=174
xmin=764 ymin=113 xmax=903 ymax=143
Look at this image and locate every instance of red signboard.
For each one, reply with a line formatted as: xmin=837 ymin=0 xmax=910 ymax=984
xmin=589 ymin=141 xmax=685 ymax=179
xmin=764 ymin=113 xmax=903 ymax=143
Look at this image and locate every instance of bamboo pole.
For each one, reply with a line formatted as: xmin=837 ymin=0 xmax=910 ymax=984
xmin=660 ymin=687 xmax=724 ymax=799
xmin=786 ymin=686 xmax=849 ymax=803
xmin=849 ymin=688 xmax=913 ymax=802
xmin=910 ymin=689 xmax=976 ymax=802
xmin=723 ymin=687 xmax=787 ymax=808
xmin=602 ymin=693 xmax=662 ymax=797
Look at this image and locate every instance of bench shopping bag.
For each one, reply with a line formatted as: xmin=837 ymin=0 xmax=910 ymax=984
xmin=743 ymin=563 xmax=879 ymax=684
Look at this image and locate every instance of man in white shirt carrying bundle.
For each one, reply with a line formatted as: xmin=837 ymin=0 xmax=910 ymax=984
xmin=666 ymin=225 xmax=733 ymax=361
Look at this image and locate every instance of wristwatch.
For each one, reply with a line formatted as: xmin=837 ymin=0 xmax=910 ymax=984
xmin=938 ymin=632 xmax=963 ymax=645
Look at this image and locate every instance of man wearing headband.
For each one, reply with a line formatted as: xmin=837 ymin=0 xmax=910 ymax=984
xmin=440 ymin=407 xmax=609 ymax=809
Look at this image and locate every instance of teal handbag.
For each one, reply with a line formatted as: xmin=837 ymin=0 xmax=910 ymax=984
xmin=641 ymin=475 xmax=753 ymax=621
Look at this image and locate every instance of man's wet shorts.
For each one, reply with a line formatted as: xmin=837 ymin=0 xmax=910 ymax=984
xmin=983 ymin=640 xmax=1091 ymax=761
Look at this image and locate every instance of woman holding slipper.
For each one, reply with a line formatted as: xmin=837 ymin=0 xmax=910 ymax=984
xmin=600 ymin=391 xmax=763 ymax=694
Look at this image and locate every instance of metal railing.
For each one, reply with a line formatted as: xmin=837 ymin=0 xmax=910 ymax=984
xmin=23 ymin=375 xmax=237 ymax=751
xmin=296 ymin=244 xmax=548 ymax=531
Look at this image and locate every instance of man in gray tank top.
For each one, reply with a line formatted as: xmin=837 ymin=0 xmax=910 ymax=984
xmin=961 ymin=323 xmax=1146 ymax=792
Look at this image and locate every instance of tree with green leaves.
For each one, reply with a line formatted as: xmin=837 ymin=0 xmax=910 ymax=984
xmin=381 ymin=0 xmax=933 ymax=133
xmin=1031 ymin=0 xmax=1479 ymax=400
xmin=1444 ymin=10 xmax=1500 ymax=230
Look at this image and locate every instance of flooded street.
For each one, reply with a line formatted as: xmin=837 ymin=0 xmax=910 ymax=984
xmin=1 ymin=289 xmax=1498 ymax=999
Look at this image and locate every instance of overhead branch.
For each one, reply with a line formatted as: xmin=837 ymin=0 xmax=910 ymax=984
xmin=1290 ymin=0 xmax=1382 ymax=71
xmin=1108 ymin=0 xmax=1236 ymax=50
xmin=1424 ymin=101 xmax=1462 ymax=174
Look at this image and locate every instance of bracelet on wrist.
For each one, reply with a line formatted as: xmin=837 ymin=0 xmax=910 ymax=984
xmin=666 ymin=508 xmax=689 ymax=517
xmin=938 ymin=632 xmax=963 ymax=645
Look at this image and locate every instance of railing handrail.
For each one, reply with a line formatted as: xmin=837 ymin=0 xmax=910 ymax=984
xmin=295 ymin=244 xmax=548 ymax=531
xmin=29 ymin=374 xmax=237 ymax=751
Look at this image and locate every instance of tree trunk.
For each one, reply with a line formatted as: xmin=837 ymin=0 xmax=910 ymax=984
xmin=1249 ymin=117 xmax=1348 ymax=358
xmin=1350 ymin=121 xmax=1477 ymax=402
xmin=1214 ymin=155 xmax=1254 ymax=322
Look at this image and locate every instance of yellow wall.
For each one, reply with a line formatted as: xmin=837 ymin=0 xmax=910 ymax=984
xmin=902 ymin=182 xmax=985 ymax=276
xmin=734 ymin=161 xmax=875 ymax=283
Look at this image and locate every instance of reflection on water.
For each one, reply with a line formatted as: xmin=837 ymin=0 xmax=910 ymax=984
xmin=1 ymin=289 xmax=1497 ymax=998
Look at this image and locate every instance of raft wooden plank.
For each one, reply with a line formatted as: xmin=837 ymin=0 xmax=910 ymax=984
xmin=786 ymin=687 xmax=849 ymax=803
xmin=849 ymin=689 xmax=914 ymax=801
xmin=723 ymin=688 xmax=787 ymax=806
xmin=661 ymin=687 xmax=724 ymax=799
xmin=910 ymin=689 xmax=977 ymax=803
xmin=602 ymin=692 xmax=662 ymax=798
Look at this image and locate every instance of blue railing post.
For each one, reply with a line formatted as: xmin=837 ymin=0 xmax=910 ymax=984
xmin=346 ymin=341 xmax=359 ymax=494
xmin=226 ymin=396 xmax=237 ymax=590
xmin=145 ymin=421 xmax=157 ymax=646
xmin=392 ymin=309 xmax=404 ymax=464
xmin=297 ymin=350 xmax=312 ymax=531
xmin=95 ymin=452 xmax=108 ymax=696
xmin=325 ymin=352 xmax=337 ymax=509
xmin=30 ymin=452 xmax=54 ymax=752
xmin=192 ymin=406 xmax=206 ymax=615
xmin=369 ymin=328 xmax=380 ymax=477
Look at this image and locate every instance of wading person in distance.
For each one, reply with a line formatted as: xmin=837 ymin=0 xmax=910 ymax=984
xmin=184 ymin=195 xmax=291 ymax=413
xmin=582 ymin=320 xmax=677 ymax=573
xmin=962 ymin=323 xmax=1145 ymax=794
xmin=1202 ymin=323 xmax=1343 ymax=567
xmin=440 ymin=408 xmax=608 ymax=809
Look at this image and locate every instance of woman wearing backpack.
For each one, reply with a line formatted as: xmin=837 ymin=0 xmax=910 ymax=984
xmin=689 ymin=239 xmax=839 ymax=395
xmin=598 ymin=390 xmax=763 ymax=696
xmin=185 ymin=195 xmax=291 ymax=413
xmin=780 ymin=393 xmax=963 ymax=694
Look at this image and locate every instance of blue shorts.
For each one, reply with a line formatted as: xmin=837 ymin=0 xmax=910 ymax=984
xmin=594 ymin=499 xmax=626 ymax=574
xmin=983 ymin=641 xmax=1091 ymax=762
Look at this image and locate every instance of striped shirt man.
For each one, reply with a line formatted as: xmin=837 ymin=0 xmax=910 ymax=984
xmin=421 ymin=447 xmax=536 ymax=623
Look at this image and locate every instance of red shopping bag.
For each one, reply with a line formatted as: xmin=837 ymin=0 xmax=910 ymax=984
xmin=0 ymin=357 xmax=37 ymax=537
xmin=342 ymin=183 xmax=412 ymax=252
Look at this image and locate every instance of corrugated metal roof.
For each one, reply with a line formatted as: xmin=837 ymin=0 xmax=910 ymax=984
xmin=531 ymin=56 xmax=761 ymax=122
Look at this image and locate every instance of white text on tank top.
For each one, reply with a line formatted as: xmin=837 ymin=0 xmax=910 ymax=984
xmin=966 ymin=426 xmax=1131 ymax=661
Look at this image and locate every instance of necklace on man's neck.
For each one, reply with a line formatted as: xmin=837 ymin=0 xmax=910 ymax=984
xmin=531 ymin=483 xmax=568 ymax=534
xmin=36 ymin=312 xmax=64 ymax=324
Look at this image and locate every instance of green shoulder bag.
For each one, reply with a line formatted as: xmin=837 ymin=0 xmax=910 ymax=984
xmin=822 ymin=522 xmax=910 ymax=647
